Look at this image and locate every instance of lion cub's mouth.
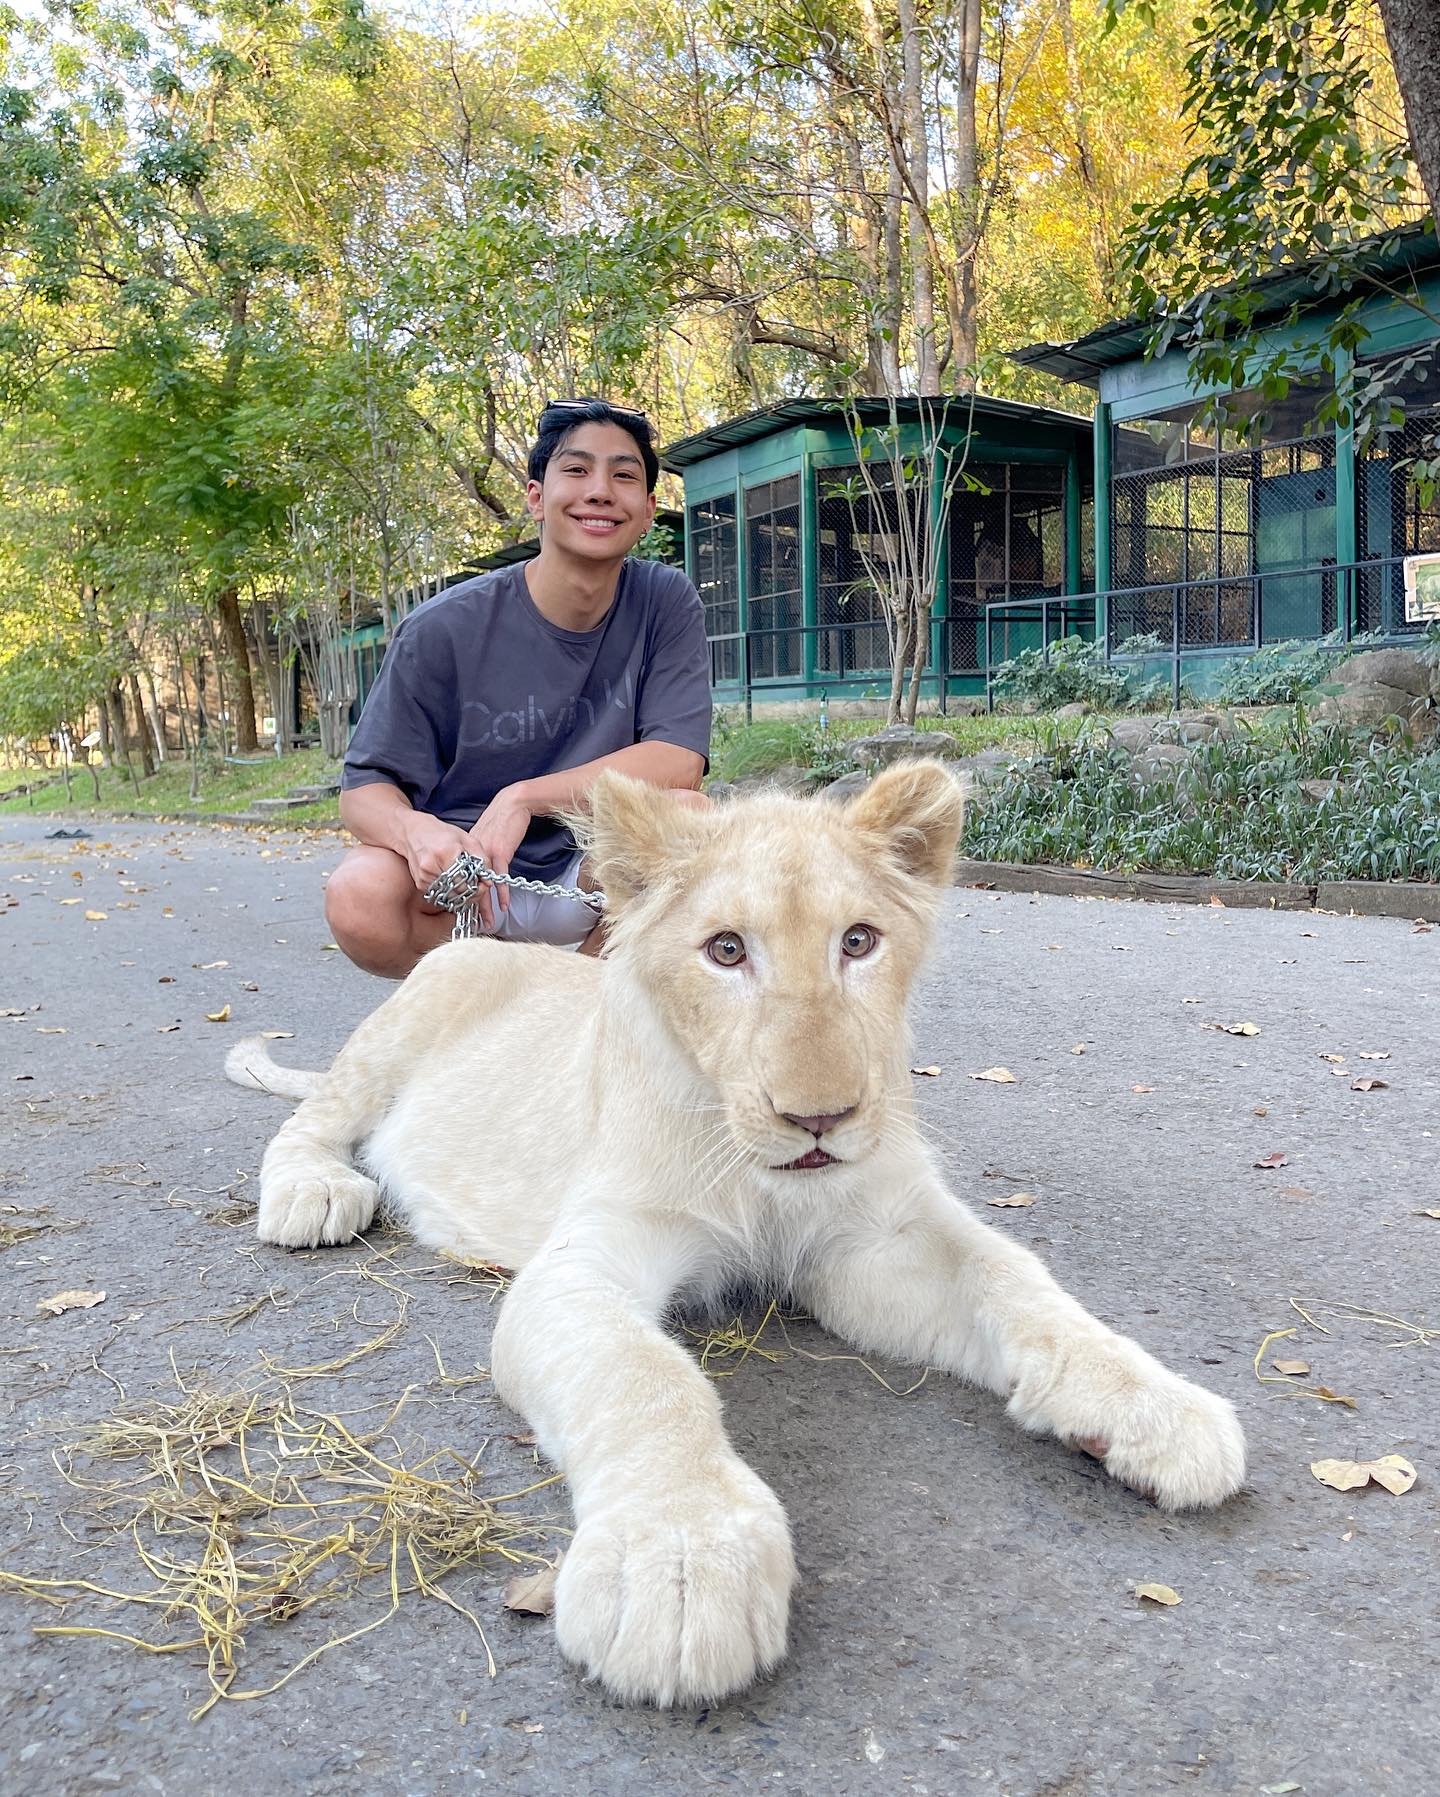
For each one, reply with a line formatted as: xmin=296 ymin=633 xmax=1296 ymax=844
xmin=774 ymin=1147 xmax=839 ymax=1172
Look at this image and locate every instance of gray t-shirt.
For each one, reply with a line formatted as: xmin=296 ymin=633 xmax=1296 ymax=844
xmin=342 ymin=558 xmax=712 ymax=881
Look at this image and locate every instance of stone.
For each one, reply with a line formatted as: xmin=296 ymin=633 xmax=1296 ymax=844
xmin=1107 ymin=718 xmax=1157 ymax=754
xmin=1054 ymin=701 xmax=1091 ymax=719
xmin=846 ymin=724 xmax=958 ymax=769
xmin=1311 ymin=681 xmax=1436 ymax=738
xmin=1128 ymin=742 xmax=1192 ymax=785
xmin=950 ymin=749 xmax=1022 ymax=790
xmin=1298 ymin=778 xmax=1342 ymax=804
xmin=1331 ymin=648 xmax=1435 ymax=699
xmin=817 ymin=771 xmax=872 ymax=804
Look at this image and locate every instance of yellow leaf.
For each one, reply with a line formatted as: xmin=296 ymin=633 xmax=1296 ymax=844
xmin=205 ymin=1005 xmax=232 ymax=1023
xmin=58 ymin=898 xmax=82 ymax=906
xmin=970 ymin=1066 xmax=1017 ymax=1084
xmin=1310 ymin=1455 xmax=1416 ymax=1495
xmin=37 ymin=1288 xmax=106 ymax=1317
xmin=910 ymin=1065 xmax=942 ymax=1077
xmin=194 ymin=960 xmax=229 ymax=970
xmin=1134 ymin=1583 xmax=1181 ymax=1606
xmin=504 ymin=1559 xmax=561 ymax=1616
xmin=1319 ymin=1052 xmax=1346 ymax=1064
xmin=1272 ymin=1359 xmax=1311 ymax=1376
xmin=1418 ymin=1209 xmax=1440 ymax=1220
xmin=988 ymin=1192 xmax=1038 ymax=1208
xmin=36 ymin=1026 xmax=66 ymax=1035
xmin=83 ymin=910 xmax=107 ymax=921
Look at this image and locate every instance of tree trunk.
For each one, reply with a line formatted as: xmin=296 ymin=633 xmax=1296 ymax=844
xmin=142 ymin=663 xmax=167 ymax=761
xmin=897 ymin=0 xmax=939 ymax=395
xmin=951 ymin=0 xmax=982 ymax=384
xmin=248 ymin=600 xmax=285 ymax=749
xmin=1377 ymin=0 xmax=1440 ymax=218
xmin=215 ymin=584 xmax=259 ymax=752
xmin=858 ymin=0 xmax=905 ymax=394
xmin=127 ymin=669 xmax=155 ymax=778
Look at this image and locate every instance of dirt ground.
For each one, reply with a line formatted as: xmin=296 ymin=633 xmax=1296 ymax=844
xmin=1 ymin=813 xmax=1437 ymax=1797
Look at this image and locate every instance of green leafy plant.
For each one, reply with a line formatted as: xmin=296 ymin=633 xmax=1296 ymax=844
xmin=991 ymin=634 xmax=1132 ymax=712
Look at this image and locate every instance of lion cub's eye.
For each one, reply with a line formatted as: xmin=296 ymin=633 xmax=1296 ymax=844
xmin=842 ymin=924 xmax=877 ymax=959
xmin=706 ymin=931 xmax=747 ymax=968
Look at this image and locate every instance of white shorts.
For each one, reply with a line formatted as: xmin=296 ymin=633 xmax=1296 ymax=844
xmin=477 ymin=850 xmax=597 ymax=950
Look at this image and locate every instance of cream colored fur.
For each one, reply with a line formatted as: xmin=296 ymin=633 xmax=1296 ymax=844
xmin=228 ymin=762 xmax=1245 ymax=1707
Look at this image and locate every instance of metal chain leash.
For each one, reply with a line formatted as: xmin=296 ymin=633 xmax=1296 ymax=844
xmin=424 ymin=848 xmax=606 ymax=941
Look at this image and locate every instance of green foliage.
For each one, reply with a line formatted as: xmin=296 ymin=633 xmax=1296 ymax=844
xmin=991 ymin=634 xmax=1132 ymax=711
xmin=1213 ymin=637 xmax=1348 ymax=707
xmin=1113 ymin=0 xmax=1431 ymax=461
xmin=0 ymin=744 xmax=342 ymax=818
xmin=964 ymin=722 xmax=1440 ymax=882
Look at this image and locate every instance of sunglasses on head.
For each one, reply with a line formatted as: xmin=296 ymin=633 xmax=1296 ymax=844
xmin=541 ymin=397 xmax=650 ymax=428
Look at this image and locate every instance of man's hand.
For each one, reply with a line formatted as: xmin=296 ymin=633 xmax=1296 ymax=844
xmin=398 ymin=813 xmax=471 ymax=900
xmin=465 ymin=787 xmax=535 ymax=926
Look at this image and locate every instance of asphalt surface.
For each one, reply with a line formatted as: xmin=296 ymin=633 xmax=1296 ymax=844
xmin=1 ymin=811 xmax=1437 ymax=1797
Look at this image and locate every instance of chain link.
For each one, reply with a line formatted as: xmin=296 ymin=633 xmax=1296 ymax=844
xmin=424 ymin=849 xmax=605 ymax=941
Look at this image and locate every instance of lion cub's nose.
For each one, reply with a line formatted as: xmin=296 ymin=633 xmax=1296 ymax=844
xmin=780 ymin=1107 xmax=858 ymax=1138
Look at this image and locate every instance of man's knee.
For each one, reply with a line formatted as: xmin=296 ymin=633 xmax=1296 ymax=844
xmin=324 ymin=848 xmax=423 ymax=974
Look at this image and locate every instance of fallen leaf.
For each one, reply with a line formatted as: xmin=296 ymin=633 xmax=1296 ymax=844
xmin=1070 ymin=1043 xmax=1086 ymax=1054
xmin=1357 ymin=1051 xmax=1390 ymax=1061
xmin=157 ymin=975 xmax=175 ymax=984
xmin=1253 ymin=1152 xmax=1289 ymax=1170
xmin=1278 ymin=1186 xmax=1315 ymax=1200
xmin=1310 ymin=1455 xmax=1415 ymax=1496
xmin=38 ymin=1288 xmax=107 ymax=1317
xmin=1313 ymin=1387 xmax=1357 ymax=1410
xmin=910 ymin=1065 xmax=942 ymax=1077
xmin=83 ymin=910 xmax=107 ymax=921
xmin=261 ymin=1030 xmax=294 ymax=1040
xmin=241 ymin=981 xmax=259 ymax=993
xmin=36 ymin=1026 xmax=67 ymax=1035
xmin=1253 ymin=1106 xmax=1268 ymax=1117
xmin=504 ymin=1561 xmax=561 ymax=1616
xmin=1259 ymin=1784 xmax=1303 ymax=1795
xmin=987 ymin=1192 xmax=1038 ymax=1208
xmin=157 ymin=1023 xmax=181 ymax=1033
xmin=1319 ymin=1053 xmax=1346 ymax=1064
xmin=1350 ymin=1077 xmax=1388 ymax=1092
xmin=1208 ymin=895 xmax=1225 ymax=908
xmin=1134 ymin=1583 xmax=1181 ymax=1606
xmin=205 ymin=1005 xmax=232 ymax=1023
xmin=320 ymin=942 xmax=339 ymax=952
xmin=1180 ymin=996 xmax=1201 ymax=1004
xmin=58 ymin=898 xmax=82 ymax=906
xmin=1417 ymin=1209 xmax=1440 ymax=1220
xmin=970 ymin=1066 xmax=1017 ymax=1084
xmin=194 ymin=960 xmax=229 ymax=970
xmin=1 ymin=1007 xmax=29 ymax=1018
xmin=1206 ymin=1020 xmax=1260 ymax=1037
xmin=1130 ymin=1083 xmax=1155 ymax=1094
xmin=1272 ymin=1359 xmax=1311 ymax=1376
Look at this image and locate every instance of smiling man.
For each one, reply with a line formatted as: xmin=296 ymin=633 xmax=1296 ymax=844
xmin=329 ymin=399 xmax=711 ymax=976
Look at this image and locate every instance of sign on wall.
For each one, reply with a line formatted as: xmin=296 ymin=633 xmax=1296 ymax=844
xmin=1404 ymin=553 xmax=1440 ymax=622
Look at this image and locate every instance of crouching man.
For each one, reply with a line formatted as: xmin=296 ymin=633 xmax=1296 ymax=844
xmin=328 ymin=399 xmax=711 ymax=975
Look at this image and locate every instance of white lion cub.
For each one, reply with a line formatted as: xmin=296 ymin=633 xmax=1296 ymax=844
xmin=228 ymin=761 xmax=1245 ymax=1707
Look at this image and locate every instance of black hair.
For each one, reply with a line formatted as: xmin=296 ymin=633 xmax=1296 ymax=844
xmin=528 ymin=400 xmax=660 ymax=493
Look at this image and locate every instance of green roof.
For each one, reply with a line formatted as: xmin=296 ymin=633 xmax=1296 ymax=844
xmin=661 ymin=392 xmax=1092 ymax=470
xmin=1009 ymin=222 xmax=1440 ymax=386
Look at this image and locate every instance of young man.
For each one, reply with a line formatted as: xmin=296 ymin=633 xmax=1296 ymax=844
xmin=328 ymin=399 xmax=711 ymax=976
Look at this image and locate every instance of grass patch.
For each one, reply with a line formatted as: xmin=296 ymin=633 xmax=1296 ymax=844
xmin=964 ymin=716 xmax=1440 ymax=882
xmin=709 ymin=710 xmax=1089 ymax=785
xmin=0 ymin=747 xmax=342 ymax=822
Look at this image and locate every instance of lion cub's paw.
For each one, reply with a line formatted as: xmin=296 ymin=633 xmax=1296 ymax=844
xmin=1094 ymin=1375 xmax=1246 ymax=1512
xmin=1012 ymin=1335 xmax=1246 ymax=1512
xmin=256 ymin=1171 xmax=378 ymax=1249
xmin=555 ymin=1474 xmax=797 ymax=1707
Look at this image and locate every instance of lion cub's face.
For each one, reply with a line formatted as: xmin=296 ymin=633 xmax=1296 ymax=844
xmin=587 ymin=762 xmax=965 ymax=1186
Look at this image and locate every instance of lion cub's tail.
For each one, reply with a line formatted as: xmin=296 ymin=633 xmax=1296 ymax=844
xmin=224 ymin=1035 xmax=324 ymax=1101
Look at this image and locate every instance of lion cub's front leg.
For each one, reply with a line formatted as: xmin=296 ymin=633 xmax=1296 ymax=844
xmin=800 ymin=1175 xmax=1245 ymax=1512
xmin=491 ymin=1225 xmax=797 ymax=1707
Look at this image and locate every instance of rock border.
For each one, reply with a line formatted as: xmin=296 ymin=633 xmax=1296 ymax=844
xmin=954 ymin=858 xmax=1440 ymax=922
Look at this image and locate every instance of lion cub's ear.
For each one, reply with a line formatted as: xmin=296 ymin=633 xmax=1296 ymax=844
xmin=579 ymin=771 xmax=710 ymax=907
xmin=845 ymin=759 xmax=965 ymax=886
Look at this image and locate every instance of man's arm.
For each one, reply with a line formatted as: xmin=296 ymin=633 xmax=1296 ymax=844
xmin=339 ymin=780 xmax=471 ymax=894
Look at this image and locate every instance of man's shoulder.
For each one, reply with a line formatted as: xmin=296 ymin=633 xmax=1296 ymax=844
xmin=624 ymin=557 xmax=701 ymax=614
xmin=394 ymin=567 xmax=518 ymax=641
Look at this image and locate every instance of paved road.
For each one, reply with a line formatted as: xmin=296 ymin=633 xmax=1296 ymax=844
xmin=1 ymin=812 xmax=1437 ymax=1797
